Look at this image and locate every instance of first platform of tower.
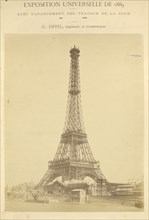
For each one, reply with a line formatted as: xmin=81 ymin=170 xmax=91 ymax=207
xmin=70 ymin=45 xmax=80 ymax=58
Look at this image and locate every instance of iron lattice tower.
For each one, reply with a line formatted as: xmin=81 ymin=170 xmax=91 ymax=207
xmin=38 ymin=46 xmax=107 ymax=187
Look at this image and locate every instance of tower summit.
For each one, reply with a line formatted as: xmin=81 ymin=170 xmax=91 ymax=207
xmin=38 ymin=46 xmax=107 ymax=188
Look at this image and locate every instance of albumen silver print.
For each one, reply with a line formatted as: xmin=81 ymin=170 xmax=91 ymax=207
xmin=1 ymin=0 xmax=148 ymax=219
xmin=4 ymin=34 xmax=144 ymax=212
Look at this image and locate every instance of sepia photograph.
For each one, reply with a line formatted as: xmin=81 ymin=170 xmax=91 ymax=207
xmin=4 ymin=34 xmax=145 ymax=212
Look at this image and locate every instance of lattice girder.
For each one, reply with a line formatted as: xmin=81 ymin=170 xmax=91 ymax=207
xmin=38 ymin=46 xmax=107 ymax=188
xmin=53 ymin=132 xmax=95 ymax=162
xmin=37 ymin=160 xmax=106 ymax=187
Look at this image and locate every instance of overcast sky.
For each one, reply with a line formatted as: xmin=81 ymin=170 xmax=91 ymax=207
xmin=4 ymin=34 xmax=144 ymax=185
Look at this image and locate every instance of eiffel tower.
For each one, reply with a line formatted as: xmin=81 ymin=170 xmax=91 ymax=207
xmin=37 ymin=46 xmax=107 ymax=188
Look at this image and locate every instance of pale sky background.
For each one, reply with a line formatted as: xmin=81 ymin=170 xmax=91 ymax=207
xmin=5 ymin=34 xmax=144 ymax=185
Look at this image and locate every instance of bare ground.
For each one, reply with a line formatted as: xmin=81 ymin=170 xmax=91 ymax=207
xmin=5 ymin=198 xmax=143 ymax=212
